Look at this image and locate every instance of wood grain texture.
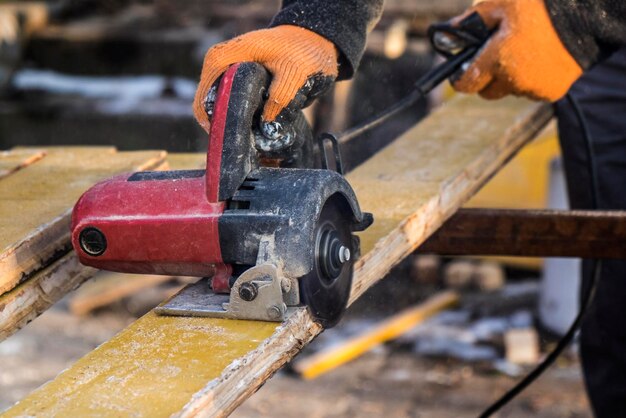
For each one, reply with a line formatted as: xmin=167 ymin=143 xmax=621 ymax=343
xmin=1 ymin=97 xmax=552 ymax=418
xmin=0 ymin=147 xmax=167 ymax=296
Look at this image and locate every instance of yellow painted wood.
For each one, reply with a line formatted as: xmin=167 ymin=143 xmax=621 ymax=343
xmin=0 ymin=149 xmax=45 ymax=179
xmin=349 ymin=96 xmax=551 ymax=257
xmin=0 ymin=147 xmax=166 ymax=295
xmin=3 ymin=313 xmax=277 ymax=418
xmin=2 ymin=97 xmax=552 ymax=418
xmin=294 ymin=291 xmax=459 ymax=380
xmin=166 ymin=152 xmax=206 ymax=170
xmin=467 ymin=124 xmax=560 ymax=210
xmin=1 ymin=150 xmax=276 ymax=417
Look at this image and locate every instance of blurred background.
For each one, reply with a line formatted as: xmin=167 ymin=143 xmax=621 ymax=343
xmin=0 ymin=1 xmax=589 ymax=417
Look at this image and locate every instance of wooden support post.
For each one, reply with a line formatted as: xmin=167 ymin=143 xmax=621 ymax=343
xmin=2 ymin=96 xmax=552 ymax=418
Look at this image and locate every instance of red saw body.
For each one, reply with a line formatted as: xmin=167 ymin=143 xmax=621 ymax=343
xmin=71 ymin=62 xmax=372 ymax=327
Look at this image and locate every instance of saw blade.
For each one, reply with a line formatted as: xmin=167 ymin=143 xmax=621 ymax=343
xmin=300 ymin=196 xmax=355 ymax=328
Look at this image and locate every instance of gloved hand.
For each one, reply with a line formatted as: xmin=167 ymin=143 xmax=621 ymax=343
xmin=193 ymin=25 xmax=338 ymax=138
xmin=451 ymin=0 xmax=583 ymax=101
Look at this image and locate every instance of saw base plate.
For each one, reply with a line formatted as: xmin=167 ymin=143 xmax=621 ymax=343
xmin=156 ymin=271 xmax=299 ymax=322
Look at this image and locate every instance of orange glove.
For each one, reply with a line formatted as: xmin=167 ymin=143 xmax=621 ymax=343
xmin=193 ymin=25 xmax=338 ymax=139
xmin=451 ymin=0 xmax=583 ymax=101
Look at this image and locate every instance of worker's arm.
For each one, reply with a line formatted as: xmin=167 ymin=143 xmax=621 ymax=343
xmin=452 ymin=0 xmax=626 ymax=101
xmin=270 ymin=0 xmax=384 ymax=80
xmin=193 ymin=0 xmax=383 ymax=136
xmin=546 ymin=0 xmax=626 ymax=69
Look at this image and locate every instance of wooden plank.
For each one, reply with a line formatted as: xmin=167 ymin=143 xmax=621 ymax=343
xmin=0 ymin=253 xmax=95 ymax=341
xmin=2 ymin=96 xmax=552 ymax=418
xmin=69 ymin=272 xmax=176 ymax=316
xmin=0 ymin=147 xmax=167 ymax=296
xmin=166 ymin=152 xmax=206 ymax=170
xmin=0 ymin=149 xmax=46 ymax=180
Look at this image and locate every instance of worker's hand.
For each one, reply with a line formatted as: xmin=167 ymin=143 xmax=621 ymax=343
xmin=451 ymin=0 xmax=583 ymax=101
xmin=193 ymin=25 xmax=338 ymax=137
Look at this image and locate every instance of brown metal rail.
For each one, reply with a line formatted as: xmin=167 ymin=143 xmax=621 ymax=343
xmin=419 ymin=208 xmax=626 ymax=259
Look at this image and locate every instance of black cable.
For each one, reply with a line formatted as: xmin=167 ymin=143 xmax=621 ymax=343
xmin=478 ymin=93 xmax=602 ymax=417
xmin=337 ymin=48 xmax=480 ymax=146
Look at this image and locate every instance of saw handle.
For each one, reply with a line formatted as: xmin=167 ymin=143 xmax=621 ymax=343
xmin=207 ymin=62 xmax=315 ymax=202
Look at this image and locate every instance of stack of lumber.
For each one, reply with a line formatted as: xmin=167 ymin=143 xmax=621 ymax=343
xmin=1 ymin=95 xmax=551 ymax=417
xmin=0 ymin=147 xmax=167 ymax=341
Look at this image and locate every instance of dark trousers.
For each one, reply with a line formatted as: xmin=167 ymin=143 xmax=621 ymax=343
xmin=555 ymin=48 xmax=626 ymax=417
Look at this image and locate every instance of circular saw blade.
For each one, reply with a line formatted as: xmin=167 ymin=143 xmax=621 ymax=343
xmin=300 ymin=196 xmax=355 ymax=328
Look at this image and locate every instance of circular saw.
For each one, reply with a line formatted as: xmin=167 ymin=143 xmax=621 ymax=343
xmin=71 ymin=62 xmax=372 ymax=328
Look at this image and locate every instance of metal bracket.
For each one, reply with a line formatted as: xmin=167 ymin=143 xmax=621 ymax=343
xmin=156 ymin=264 xmax=294 ymax=321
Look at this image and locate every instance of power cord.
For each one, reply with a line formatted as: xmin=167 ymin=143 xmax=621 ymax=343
xmin=479 ymin=93 xmax=602 ymax=417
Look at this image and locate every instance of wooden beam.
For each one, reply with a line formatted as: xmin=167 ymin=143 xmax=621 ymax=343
xmin=0 ymin=147 xmax=167 ymax=297
xmin=419 ymin=208 xmax=626 ymax=259
xmin=2 ymin=96 xmax=552 ymax=418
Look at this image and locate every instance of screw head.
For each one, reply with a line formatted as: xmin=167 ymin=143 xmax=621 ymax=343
xmin=239 ymin=282 xmax=258 ymax=302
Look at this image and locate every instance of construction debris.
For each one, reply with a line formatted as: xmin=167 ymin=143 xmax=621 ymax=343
xmin=505 ymin=328 xmax=541 ymax=365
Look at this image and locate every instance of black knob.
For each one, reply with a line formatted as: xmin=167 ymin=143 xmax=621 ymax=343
xmin=79 ymin=227 xmax=107 ymax=257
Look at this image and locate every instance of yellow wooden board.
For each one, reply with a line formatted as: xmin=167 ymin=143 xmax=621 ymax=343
xmin=4 ymin=313 xmax=277 ymax=417
xmin=467 ymin=124 xmax=560 ymax=210
xmin=0 ymin=150 xmax=276 ymax=416
xmin=0 ymin=147 xmax=167 ymax=296
xmin=2 ymin=98 xmax=552 ymax=418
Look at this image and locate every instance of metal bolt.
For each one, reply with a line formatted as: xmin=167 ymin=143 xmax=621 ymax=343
xmin=338 ymin=246 xmax=351 ymax=263
xmin=266 ymin=305 xmax=283 ymax=320
xmin=239 ymin=282 xmax=258 ymax=302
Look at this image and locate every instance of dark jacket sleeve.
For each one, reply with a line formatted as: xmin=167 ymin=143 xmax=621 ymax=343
xmin=546 ymin=0 xmax=626 ymax=69
xmin=270 ymin=0 xmax=384 ymax=80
